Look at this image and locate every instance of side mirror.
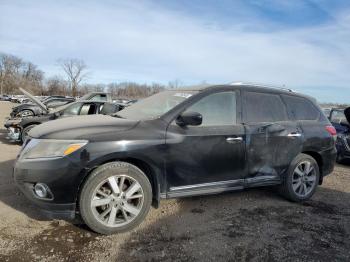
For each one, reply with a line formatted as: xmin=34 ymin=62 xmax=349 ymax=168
xmin=176 ymin=111 xmax=202 ymax=127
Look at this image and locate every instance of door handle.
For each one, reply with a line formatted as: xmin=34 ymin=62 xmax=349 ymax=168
xmin=287 ymin=132 xmax=302 ymax=137
xmin=226 ymin=137 xmax=243 ymax=143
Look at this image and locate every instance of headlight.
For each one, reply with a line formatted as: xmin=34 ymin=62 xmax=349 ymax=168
xmin=21 ymin=139 xmax=88 ymax=159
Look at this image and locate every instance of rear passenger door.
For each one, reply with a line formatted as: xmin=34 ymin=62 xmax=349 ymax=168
xmin=242 ymin=91 xmax=303 ymax=183
xmin=281 ymin=95 xmax=329 ymax=152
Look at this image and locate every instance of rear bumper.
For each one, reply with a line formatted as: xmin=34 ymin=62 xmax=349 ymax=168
xmin=320 ymin=147 xmax=337 ymax=176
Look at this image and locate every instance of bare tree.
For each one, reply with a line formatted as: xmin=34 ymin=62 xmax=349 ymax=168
xmin=0 ymin=53 xmax=21 ymax=94
xmin=58 ymin=58 xmax=87 ymax=97
xmin=46 ymin=76 xmax=68 ymax=96
xmin=0 ymin=53 xmax=43 ymax=95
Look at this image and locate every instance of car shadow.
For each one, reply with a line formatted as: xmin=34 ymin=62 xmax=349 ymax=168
xmin=114 ymin=186 xmax=350 ymax=262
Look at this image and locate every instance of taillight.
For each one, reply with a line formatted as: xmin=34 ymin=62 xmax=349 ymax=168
xmin=325 ymin=125 xmax=337 ymax=137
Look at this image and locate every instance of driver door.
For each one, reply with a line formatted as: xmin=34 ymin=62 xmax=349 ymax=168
xmin=165 ymin=91 xmax=246 ymax=197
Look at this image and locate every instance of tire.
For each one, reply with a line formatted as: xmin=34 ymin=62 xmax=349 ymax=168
xmin=79 ymin=161 xmax=152 ymax=235
xmin=21 ymin=124 xmax=37 ymax=143
xmin=279 ymin=153 xmax=320 ymax=202
xmin=18 ymin=109 xmax=34 ymax=118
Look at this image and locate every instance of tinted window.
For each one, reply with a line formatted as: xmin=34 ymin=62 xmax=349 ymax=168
xmin=282 ymin=95 xmax=320 ymax=120
xmin=100 ymin=103 xmax=119 ymax=114
xmin=243 ymin=92 xmax=288 ymax=122
xmin=63 ymin=103 xmax=81 ymax=116
xmin=184 ymin=91 xmax=236 ymax=126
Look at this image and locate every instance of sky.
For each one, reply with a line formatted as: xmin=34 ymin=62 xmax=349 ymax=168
xmin=1 ymin=0 xmax=350 ymax=103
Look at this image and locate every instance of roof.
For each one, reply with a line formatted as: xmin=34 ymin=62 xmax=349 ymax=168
xmin=167 ymin=82 xmax=317 ymax=102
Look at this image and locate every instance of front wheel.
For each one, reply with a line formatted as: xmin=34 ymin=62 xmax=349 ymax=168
xmin=279 ymin=153 xmax=320 ymax=202
xmin=79 ymin=162 xmax=152 ymax=235
xmin=21 ymin=125 xmax=37 ymax=143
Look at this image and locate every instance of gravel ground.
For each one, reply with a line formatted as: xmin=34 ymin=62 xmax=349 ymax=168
xmin=0 ymin=101 xmax=349 ymax=262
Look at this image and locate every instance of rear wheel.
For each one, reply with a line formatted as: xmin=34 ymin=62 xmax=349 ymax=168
xmin=21 ymin=124 xmax=37 ymax=143
xmin=279 ymin=153 xmax=319 ymax=202
xmin=79 ymin=161 xmax=152 ymax=235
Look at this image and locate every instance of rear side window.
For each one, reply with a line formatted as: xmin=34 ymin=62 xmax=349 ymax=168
xmin=282 ymin=95 xmax=320 ymax=120
xmin=243 ymin=92 xmax=288 ymax=123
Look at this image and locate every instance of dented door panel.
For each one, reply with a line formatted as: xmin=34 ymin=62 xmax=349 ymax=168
xmin=244 ymin=121 xmax=303 ymax=180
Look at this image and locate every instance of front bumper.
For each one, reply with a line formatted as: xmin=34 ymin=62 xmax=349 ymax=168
xmin=4 ymin=118 xmax=22 ymax=141
xmin=13 ymin=150 xmax=88 ymax=220
xmin=7 ymin=127 xmax=21 ymax=140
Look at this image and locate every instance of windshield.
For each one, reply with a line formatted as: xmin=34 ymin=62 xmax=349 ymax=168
xmin=117 ymin=90 xmax=197 ymax=120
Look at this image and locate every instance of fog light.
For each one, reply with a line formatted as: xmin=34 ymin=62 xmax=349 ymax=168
xmin=34 ymin=183 xmax=49 ymax=198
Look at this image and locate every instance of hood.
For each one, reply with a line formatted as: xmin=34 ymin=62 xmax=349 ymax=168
xmin=12 ymin=102 xmax=39 ymax=111
xmin=20 ymin=88 xmax=48 ymax=112
xmin=344 ymin=107 xmax=350 ymax=124
xmin=29 ymin=114 xmax=139 ymax=140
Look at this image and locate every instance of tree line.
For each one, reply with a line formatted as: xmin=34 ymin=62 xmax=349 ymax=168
xmin=0 ymin=52 xmax=169 ymax=99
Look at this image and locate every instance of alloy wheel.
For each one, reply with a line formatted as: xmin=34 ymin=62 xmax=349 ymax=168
xmin=18 ymin=110 xmax=34 ymax=117
xmin=90 ymin=175 xmax=144 ymax=227
xmin=292 ymin=161 xmax=317 ymax=197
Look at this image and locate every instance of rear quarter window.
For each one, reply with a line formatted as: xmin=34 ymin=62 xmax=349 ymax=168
xmin=243 ymin=92 xmax=288 ymax=123
xmin=281 ymin=95 xmax=320 ymax=121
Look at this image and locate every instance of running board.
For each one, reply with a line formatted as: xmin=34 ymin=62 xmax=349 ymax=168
xmin=167 ymin=179 xmax=244 ymax=198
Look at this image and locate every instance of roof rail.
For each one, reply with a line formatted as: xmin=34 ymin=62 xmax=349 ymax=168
xmin=230 ymin=81 xmax=293 ymax=92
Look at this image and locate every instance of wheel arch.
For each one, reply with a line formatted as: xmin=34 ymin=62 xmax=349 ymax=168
xmin=19 ymin=108 xmax=35 ymax=115
xmin=77 ymin=156 xmax=162 ymax=209
xmin=301 ymin=151 xmax=323 ymax=184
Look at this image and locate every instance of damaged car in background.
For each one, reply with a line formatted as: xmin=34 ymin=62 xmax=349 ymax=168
xmin=329 ymin=107 xmax=350 ymax=163
xmin=10 ymin=88 xmax=114 ymax=118
xmin=5 ymin=100 xmax=124 ymax=143
xmin=13 ymin=83 xmax=337 ymax=235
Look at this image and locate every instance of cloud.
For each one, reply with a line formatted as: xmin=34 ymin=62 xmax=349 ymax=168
xmin=0 ymin=0 xmax=349 ymax=102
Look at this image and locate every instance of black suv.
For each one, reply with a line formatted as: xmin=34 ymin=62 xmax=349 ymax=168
xmin=13 ymin=84 xmax=336 ymax=234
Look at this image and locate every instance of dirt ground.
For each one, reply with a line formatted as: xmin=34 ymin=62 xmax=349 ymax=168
xmin=0 ymin=101 xmax=349 ymax=262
